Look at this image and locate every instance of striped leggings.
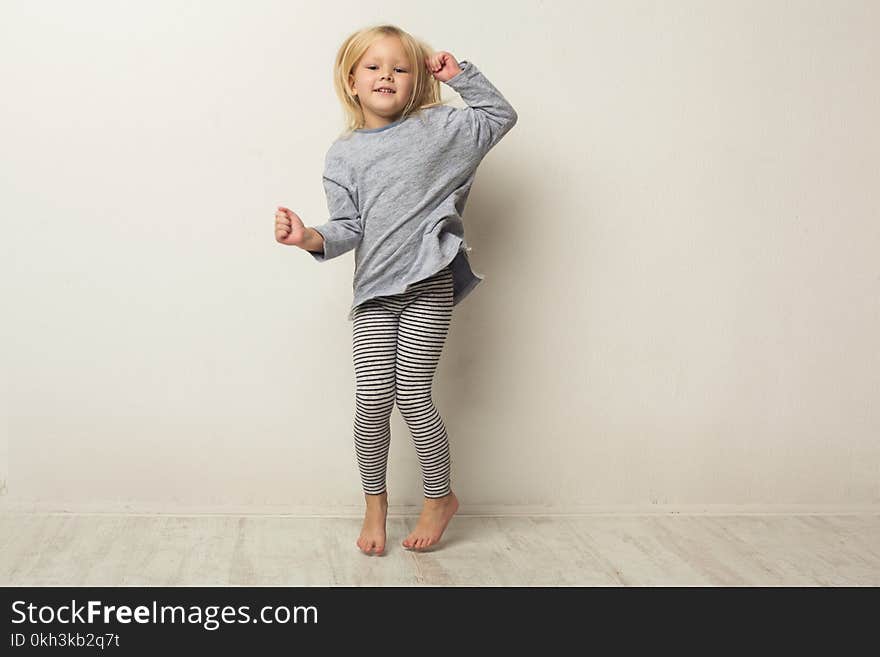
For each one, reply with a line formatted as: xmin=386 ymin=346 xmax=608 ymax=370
xmin=350 ymin=264 xmax=455 ymax=499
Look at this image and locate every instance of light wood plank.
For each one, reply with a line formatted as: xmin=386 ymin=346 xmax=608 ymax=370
xmin=1 ymin=514 xmax=877 ymax=586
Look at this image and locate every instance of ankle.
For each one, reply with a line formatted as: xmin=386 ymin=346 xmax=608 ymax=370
xmin=365 ymin=491 xmax=388 ymax=508
xmin=423 ymin=491 xmax=454 ymax=506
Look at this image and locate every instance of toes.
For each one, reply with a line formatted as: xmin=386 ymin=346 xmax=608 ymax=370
xmin=358 ymin=535 xmax=384 ymax=555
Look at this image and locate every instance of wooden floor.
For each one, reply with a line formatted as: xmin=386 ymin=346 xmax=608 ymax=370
xmin=1 ymin=513 xmax=878 ymax=586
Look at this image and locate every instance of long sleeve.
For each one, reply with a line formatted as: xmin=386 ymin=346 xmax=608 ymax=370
xmin=308 ymin=149 xmax=363 ymax=262
xmin=444 ymin=60 xmax=518 ymax=157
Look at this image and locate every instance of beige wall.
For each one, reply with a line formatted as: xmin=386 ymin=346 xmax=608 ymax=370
xmin=2 ymin=1 xmax=878 ymax=514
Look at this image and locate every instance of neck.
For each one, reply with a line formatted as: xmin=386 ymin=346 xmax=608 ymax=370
xmin=360 ymin=109 xmax=403 ymax=131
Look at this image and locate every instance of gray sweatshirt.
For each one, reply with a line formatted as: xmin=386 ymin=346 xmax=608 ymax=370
xmin=308 ymin=60 xmax=518 ymax=321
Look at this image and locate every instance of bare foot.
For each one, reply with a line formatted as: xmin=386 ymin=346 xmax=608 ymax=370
xmin=357 ymin=491 xmax=388 ymax=555
xmin=402 ymin=491 xmax=459 ymax=550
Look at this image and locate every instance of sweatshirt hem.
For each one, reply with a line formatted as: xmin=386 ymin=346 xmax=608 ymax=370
xmin=346 ymin=241 xmax=483 ymax=321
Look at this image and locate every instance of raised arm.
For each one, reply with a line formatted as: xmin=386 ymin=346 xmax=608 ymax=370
xmin=444 ymin=60 xmax=518 ymax=156
xmin=307 ymin=150 xmax=362 ymax=261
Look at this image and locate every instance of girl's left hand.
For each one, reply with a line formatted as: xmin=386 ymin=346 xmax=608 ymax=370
xmin=425 ymin=51 xmax=462 ymax=83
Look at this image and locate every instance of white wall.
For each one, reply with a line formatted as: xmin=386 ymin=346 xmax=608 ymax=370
xmin=2 ymin=0 xmax=878 ymax=515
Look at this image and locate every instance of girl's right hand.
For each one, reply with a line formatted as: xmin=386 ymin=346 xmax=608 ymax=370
xmin=275 ymin=206 xmax=306 ymax=246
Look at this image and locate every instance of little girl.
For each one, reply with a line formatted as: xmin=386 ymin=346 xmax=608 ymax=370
xmin=274 ymin=24 xmax=517 ymax=555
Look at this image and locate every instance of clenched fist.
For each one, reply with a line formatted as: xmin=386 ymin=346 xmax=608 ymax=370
xmin=425 ymin=51 xmax=462 ymax=83
xmin=275 ymin=206 xmax=306 ymax=246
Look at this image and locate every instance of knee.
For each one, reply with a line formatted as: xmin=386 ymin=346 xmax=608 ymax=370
xmin=355 ymin=377 xmax=396 ymax=417
xmin=395 ymin=390 xmax=433 ymax=420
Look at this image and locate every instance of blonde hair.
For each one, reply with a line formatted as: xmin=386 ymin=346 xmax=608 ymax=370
xmin=331 ymin=24 xmax=444 ymax=136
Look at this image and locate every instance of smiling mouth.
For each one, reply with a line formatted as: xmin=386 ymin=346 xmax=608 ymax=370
xmin=374 ymin=89 xmax=396 ymax=94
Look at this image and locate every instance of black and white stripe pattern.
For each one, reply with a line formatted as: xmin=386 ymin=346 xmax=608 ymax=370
xmin=350 ymin=265 xmax=455 ymax=499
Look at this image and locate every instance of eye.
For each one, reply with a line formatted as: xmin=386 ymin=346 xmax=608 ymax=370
xmin=366 ymin=66 xmax=408 ymax=73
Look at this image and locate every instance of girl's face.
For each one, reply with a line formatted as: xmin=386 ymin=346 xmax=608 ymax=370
xmin=349 ymin=36 xmax=416 ymax=126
